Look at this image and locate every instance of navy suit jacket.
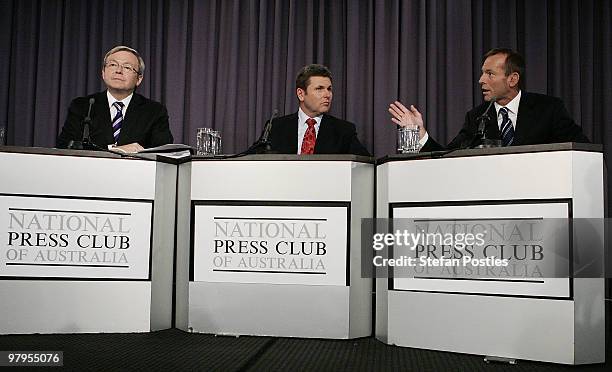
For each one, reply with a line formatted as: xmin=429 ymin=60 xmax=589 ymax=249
xmin=421 ymin=92 xmax=589 ymax=151
xmin=268 ymin=112 xmax=371 ymax=156
xmin=57 ymin=91 xmax=173 ymax=149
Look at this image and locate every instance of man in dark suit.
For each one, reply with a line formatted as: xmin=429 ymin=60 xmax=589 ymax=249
xmin=268 ymin=64 xmax=370 ymax=156
xmin=388 ymin=48 xmax=588 ymax=151
xmin=57 ymin=46 xmax=173 ymax=153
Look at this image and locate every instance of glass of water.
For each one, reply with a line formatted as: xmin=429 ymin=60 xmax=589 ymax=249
xmin=397 ymin=126 xmax=420 ymax=153
xmin=196 ymin=128 xmax=212 ymax=155
xmin=197 ymin=128 xmax=222 ymax=155
xmin=210 ymin=130 xmax=222 ymax=155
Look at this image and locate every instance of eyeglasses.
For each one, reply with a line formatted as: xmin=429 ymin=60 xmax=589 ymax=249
xmin=104 ymin=61 xmax=140 ymax=75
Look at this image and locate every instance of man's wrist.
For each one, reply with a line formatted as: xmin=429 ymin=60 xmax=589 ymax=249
xmin=418 ymin=132 xmax=429 ymax=147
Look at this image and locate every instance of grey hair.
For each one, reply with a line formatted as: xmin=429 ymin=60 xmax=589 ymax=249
xmin=103 ymin=45 xmax=145 ymax=75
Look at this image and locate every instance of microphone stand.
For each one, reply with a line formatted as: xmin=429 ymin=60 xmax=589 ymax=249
xmin=244 ymin=109 xmax=279 ymax=154
xmin=472 ymin=98 xmax=500 ymax=148
xmin=68 ymin=97 xmax=103 ymax=151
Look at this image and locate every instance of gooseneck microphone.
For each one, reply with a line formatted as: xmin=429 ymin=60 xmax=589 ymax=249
xmin=68 ymin=97 xmax=103 ymax=151
xmin=473 ymin=96 xmax=498 ymax=148
xmin=81 ymin=97 xmax=95 ymax=144
xmin=260 ymin=109 xmax=278 ymax=147
xmin=243 ymin=108 xmax=279 ymax=154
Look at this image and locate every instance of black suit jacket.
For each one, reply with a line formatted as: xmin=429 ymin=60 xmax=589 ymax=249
xmin=57 ymin=91 xmax=173 ymax=149
xmin=268 ymin=112 xmax=371 ymax=156
xmin=421 ymin=92 xmax=589 ymax=151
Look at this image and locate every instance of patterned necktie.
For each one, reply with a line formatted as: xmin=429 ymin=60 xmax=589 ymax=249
xmin=499 ymin=107 xmax=514 ymax=146
xmin=301 ymin=118 xmax=317 ymax=154
xmin=112 ymin=101 xmax=124 ymax=143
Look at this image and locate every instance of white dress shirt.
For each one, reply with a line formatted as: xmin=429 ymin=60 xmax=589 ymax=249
xmin=297 ymin=107 xmax=322 ymax=154
xmin=106 ymin=91 xmax=134 ymax=148
xmin=494 ymin=90 xmax=521 ymax=130
xmin=107 ymin=91 xmax=134 ymax=121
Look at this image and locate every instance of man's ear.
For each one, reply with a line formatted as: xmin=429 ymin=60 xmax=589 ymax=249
xmin=296 ymin=87 xmax=305 ymax=102
xmin=508 ymin=72 xmax=520 ymax=88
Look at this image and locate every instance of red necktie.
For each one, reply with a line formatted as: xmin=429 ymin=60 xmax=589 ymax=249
xmin=301 ymin=118 xmax=317 ymax=154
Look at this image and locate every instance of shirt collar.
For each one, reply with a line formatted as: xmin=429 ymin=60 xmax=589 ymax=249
xmin=495 ymin=90 xmax=521 ymax=115
xmin=298 ymin=107 xmax=323 ymax=126
xmin=107 ymin=91 xmax=134 ymax=109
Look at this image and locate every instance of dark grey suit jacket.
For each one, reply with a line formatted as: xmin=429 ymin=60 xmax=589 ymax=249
xmin=57 ymin=91 xmax=173 ymax=149
xmin=421 ymin=92 xmax=589 ymax=151
xmin=268 ymin=112 xmax=370 ymax=156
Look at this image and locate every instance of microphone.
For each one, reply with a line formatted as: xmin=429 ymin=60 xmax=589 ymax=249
xmin=260 ymin=109 xmax=278 ymax=145
xmin=82 ymin=97 xmax=95 ymax=144
xmin=476 ymin=97 xmax=496 ymax=136
xmin=473 ymin=97 xmax=499 ymax=148
xmin=68 ymin=97 xmax=101 ymax=151
xmin=243 ymin=109 xmax=279 ymax=154
xmin=210 ymin=109 xmax=280 ymax=159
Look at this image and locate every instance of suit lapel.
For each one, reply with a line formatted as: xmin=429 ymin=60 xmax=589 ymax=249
xmin=93 ymin=92 xmax=114 ymax=144
xmin=513 ymin=92 xmax=534 ymax=145
xmin=314 ymin=115 xmax=334 ymax=153
xmin=277 ymin=113 xmax=298 ymax=153
xmin=118 ymin=93 xmax=142 ymax=144
xmin=485 ymin=107 xmax=500 ymax=140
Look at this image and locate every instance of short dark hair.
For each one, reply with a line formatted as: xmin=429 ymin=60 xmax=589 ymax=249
xmin=483 ymin=48 xmax=525 ymax=88
xmin=296 ymin=64 xmax=332 ymax=90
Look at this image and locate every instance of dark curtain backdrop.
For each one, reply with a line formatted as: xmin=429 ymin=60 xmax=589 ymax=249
xmin=0 ymin=0 xmax=609 ymax=152
xmin=0 ymin=0 xmax=611 ymax=189
xmin=2 ymin=0 xmax=610 ymax=153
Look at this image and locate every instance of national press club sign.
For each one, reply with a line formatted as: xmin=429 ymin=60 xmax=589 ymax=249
xmin=0 ymin=195 xmax=152 ymax=279
xmin=192 ymin=204 xmax=349 ymax=286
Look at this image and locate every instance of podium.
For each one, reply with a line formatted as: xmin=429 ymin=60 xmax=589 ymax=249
xmin=0 ymin=147 xmax=177 ymax=334
xmin=176 ymin=154 xmax=373 ymax=338
xmin=375 ymin=143 xmax=605 ymax=364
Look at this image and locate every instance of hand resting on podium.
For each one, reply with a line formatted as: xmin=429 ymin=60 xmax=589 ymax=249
xmin=109 ymin=142 xmax=145 ymax=154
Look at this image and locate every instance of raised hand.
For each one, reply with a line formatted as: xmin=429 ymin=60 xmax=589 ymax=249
xmin=388 ymin=101 xmax=426 ymax=139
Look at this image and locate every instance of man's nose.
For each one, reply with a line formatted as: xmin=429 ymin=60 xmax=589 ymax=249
xmin=478 ymin=74 xmax=485 ymax=84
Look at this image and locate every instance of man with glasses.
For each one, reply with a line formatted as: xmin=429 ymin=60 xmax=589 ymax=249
xmin=57 ymin=45 xmax=173 ymax=152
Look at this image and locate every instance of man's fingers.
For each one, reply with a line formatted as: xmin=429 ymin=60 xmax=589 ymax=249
xmin=394 ymin=101 xmax=410 ymax=112
xmin=115 ymin=143 xmax=144 ymax=153
xmin=388 ymin=106 xmax=404 ymax=119
xmin=391 ymin=117 xmax=405 ymax=127
xmin=389 ymin=103 xmax=404 ymax=114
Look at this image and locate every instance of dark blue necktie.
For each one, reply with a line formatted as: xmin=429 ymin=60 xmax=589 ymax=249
xmin=499 ymin=107 xmax=514 ymax=146
xmin=112 ymin=101 xmax=124 ymax=143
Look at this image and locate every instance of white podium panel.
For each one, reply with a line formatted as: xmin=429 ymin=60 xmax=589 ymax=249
xmin=391 ymin=202 xmax=571 ymax=298
xmin=376 ymin=144 xmax=605 ymax=364
xmin=176 ymin=155 xmax=373 ymax=338
xmin=0 ymin=147 xmax=177 ymax=334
